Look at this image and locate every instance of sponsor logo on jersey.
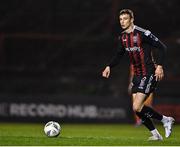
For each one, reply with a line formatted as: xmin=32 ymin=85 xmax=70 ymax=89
xmin=125 ymin=47 xmax=141 ymax=52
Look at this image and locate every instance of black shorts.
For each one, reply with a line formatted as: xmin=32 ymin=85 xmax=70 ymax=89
xmin=131 ymin=74 xmax=158 ymax=95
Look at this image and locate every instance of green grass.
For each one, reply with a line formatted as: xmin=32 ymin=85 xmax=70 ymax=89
xmin=0 ymin=123 xmax=180 ymax=146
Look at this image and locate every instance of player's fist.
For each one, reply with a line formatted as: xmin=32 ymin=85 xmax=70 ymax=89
xmin=102 ymin=66 xmax=110 ymax=78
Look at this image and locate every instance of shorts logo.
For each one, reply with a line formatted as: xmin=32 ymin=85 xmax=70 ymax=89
xmin=138 ymin=77 xmax=147 ymax=89
xmin=145 ymin=75 xmax=154 ymax=93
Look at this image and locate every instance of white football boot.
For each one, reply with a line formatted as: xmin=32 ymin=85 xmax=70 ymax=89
xmin=163 ymin=117 xmax=175 ymax=138
xmin=148 ymin=134 xmax=163 ymax=141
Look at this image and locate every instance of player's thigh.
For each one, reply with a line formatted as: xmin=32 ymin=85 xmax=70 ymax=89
xmin=133 ymin=92 xmax=147 ymax=112
xmin=132 ymin=93 xmax=136 ymax=103
xmin=144 ymin=93 xmax=153 ymax=106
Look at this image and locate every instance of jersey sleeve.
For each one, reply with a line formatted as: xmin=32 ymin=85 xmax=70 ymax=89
xmin=108 ymin=36 xmax=125 ymax=68
xmin=143 ymin=30 xmax=167 ymax=66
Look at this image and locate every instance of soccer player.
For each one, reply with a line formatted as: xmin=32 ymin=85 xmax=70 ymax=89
xmin=102 ymin=9 xmax=174 ymax=141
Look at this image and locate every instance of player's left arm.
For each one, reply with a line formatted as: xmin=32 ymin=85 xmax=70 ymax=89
xmin=143 ymin=30 xmax=167 ymax=81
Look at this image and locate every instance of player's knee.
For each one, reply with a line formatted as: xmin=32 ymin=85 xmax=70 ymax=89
xmin=133 ymin=104 xmax=141 ymax=112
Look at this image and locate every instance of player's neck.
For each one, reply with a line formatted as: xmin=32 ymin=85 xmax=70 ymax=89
xmin=124 ymin=24 xmax=135 ymax=33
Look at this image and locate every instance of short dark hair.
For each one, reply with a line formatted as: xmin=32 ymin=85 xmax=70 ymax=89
xmin=119 ymin=9 xmax=134 ymax=19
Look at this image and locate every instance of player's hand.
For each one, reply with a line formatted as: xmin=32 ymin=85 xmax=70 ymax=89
xmin=155 ymin=65 xmax=164 ymax=81
xmin=102 ymin=66 xmax=110 ymax=78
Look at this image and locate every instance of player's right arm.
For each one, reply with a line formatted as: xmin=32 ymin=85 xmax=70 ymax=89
xmin=102 ymin=35 xmax=125 ymax=78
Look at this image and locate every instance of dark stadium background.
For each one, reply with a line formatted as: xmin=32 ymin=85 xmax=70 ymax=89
xmin=0 ymin=0 xmax=180 ymax=123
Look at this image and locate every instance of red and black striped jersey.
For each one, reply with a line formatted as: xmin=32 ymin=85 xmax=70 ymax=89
xmin=108 ymin=25 xmax=167 ymax=76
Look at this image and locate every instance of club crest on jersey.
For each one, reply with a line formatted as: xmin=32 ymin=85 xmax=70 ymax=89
xmin=133 ymin=36 xmax=138 ymax=43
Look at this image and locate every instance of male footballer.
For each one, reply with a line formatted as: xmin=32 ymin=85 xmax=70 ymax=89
xmin=102 ymin=9 xmax=174 ymax=141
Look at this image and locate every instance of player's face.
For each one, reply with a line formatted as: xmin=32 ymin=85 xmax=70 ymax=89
xmin=119 ymin=14 xmax=133 ymax=30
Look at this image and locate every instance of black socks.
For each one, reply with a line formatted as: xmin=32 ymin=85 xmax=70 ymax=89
xmin=141 ymin=105 xmax=163 ymax=121
xmin=136 ymin=111 xmax=155 ymax=131
xmin=135 ymin=105 xmax=163 ymax=131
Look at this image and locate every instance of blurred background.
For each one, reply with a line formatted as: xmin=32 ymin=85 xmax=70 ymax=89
xmin=0 ymin=0 xmax=180 ymax=123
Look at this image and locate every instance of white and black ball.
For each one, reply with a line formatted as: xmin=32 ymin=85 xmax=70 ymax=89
xmin=44 ymin=121 xmax=61 ymax=137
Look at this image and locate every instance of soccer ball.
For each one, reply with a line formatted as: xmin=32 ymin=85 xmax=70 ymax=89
xmin=44 ymin=121 xmax=61 ymax=137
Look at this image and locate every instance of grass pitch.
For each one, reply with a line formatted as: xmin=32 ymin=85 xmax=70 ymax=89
xmin=0 ymin=123 xmax=180 ymax=146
